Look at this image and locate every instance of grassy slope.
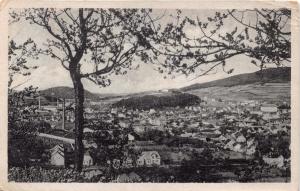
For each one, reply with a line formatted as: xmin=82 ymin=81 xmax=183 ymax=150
xmin=180 ymin=67 xmax=291 ymax=103
xmin=186 ymin=83 xmax=291 ymax=103
xmin=181 ymin=67 xmax=290 ymax=91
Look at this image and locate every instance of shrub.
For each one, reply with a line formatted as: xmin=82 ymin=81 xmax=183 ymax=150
xmin=8 ymin=166 xmax=105 ymax=182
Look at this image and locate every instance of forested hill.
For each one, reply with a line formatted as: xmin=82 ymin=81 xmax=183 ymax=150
xmin=181 ymin=67 xmax=291 ymax=91
xmin=112 ymin=93 xmax=201 ymax=110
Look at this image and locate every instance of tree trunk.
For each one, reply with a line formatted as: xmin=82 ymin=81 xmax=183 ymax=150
xmin=70 ymin=70 xmax=85 ymax=172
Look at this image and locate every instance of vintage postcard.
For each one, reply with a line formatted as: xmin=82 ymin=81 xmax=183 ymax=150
xmin=0 ymin=0 xmax=299 ymax=191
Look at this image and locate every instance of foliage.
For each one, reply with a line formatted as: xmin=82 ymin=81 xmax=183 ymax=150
xmin=8 ymin=167 xmax=105 ymax=182
xmin=8 ymin=39 xmax=40 ymax=88
xmin=8 ymin=86 xmax=39 ymax=123
xmin=8 ymin=17 xmax=46 ymax=168
xmin=8 ymin=132 xmax=50 ymax=167
xmin=139 ymin=9 xmax=291 ymax=78
xmin=113 ymin=93 xmax=201 ymax=109
xmin=255 ymin=131 xmax=290 ymax=159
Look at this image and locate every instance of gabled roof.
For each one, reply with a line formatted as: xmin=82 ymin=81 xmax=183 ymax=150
xmin=50 ymin=144 xmax=64 ymax=156
xmin=139 ymin=151 xmax=160 ymax=159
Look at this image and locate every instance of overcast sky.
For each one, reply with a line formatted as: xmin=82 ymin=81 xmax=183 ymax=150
xmin=9 ymin=9 xmax=283 ymax=94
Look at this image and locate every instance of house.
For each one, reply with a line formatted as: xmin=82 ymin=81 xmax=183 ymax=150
xmin=83 ymin=127 xmax=95 ymax=133
xmin=128 ymin=133 xmax=135 ymax=142
xmin=136 ymin=151 xmax=161 ymax=166
xmin=215 ymin=135 xmax=227 ymax=141
xmin=224 ymin=139 xmax=235 ymax=150
xmin=42 ymin=105 xmax=58 ymax=112
xmin=50 ymin=143 xmax=94 ymax=167
xmin=148 ymin=109 xmax=156 ymax=115
xmin=263 ymin=113 xmax=280 ymax=120
xmin=118 ymin=113 xmax=126 ymax=118
xmin=83 ymin=152 xmax=93 ymax=166
xmin=260 ymin=104 xmax=279 ymax=120
xmin=246 ymin=145 xmax=256 ymax=155
xmin=236 ymin=134 xmax=246 ymax=143
xmin=201 ymin=113 xmax=208 ymax=118
xmin=50 ymin=144 xmax=65 ymax=166
xmin=85 ymin=107 xmax=94 ymax=114
xmin=232 ymin=143 xmax=245 ymax=153
xmin=180 ymin=132 xmax=195 ymax=138
xmin=148 ymin=118 xmax=161 ymax=126
xmin=119 ymin=121 xmax=128 ymax=128
xmin=111 ymin=108 xmax=118 ymax=114
xmin=261 ymin=104 xmax=278 ymax=113
xmin=122 ymin=156 xmax=134 ymax=168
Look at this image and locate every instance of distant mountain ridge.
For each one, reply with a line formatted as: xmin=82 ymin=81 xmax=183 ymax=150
xmin=181 ymin=67 xmax=291 ymax=91
xmin=40 ymin=86 xmax=101 ymax=100
xmin=40 ymin=67 xmax=290 ymax=101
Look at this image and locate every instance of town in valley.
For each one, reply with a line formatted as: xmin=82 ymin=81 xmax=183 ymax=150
xmin=8 ymin=69 xmax=291 ymax=182
xmin=7 ymin=8 xmax=291 ymax=183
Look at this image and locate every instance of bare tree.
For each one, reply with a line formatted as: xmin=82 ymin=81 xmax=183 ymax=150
xmin=142 ymin=9 xmax=291 ymax=79
xmin=13 ymin=8 xmax=160 ymax=171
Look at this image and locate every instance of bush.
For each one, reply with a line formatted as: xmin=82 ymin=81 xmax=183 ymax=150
xmin=8 ymin=167 xmax=106 ymax=182
xmin=8 ymin=121 xmax=51 ymax=167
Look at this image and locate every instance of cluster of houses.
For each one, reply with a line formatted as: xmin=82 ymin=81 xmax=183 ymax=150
xmin=27 ymin=93 xmax=290 ymax=173
xmin=49 ymin=142 xmax=161 ymax=168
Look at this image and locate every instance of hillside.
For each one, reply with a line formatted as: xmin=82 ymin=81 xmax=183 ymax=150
xmin=186 ymin=83 xmax=290 ymax=103
xmin=181 ymin=67 xmax=291 ymax=91
xmin=112 ymin=93 xmax=201 ymax=110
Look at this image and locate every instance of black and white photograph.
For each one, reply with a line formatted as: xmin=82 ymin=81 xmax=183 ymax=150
xmin=2 ymin=1 xmax=298 ymax=187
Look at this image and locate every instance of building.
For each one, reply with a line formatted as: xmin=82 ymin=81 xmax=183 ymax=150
xmin=260 ymin=104 xmax=278 ymax=113
xmin=136 ymin=151 xmax=161 ymax=166
xmin=83 ymin=152 xmax=94 ymax=166
xmin=50 ymin=144 xmax=65 ymax=166
xmin=128 ymin=133 xmax=135 ymax=142
xmin=122 ymin=156 xmax=134 ymax=168
xmin=260 ymin=104 xmax=279 ymax=120
xmin=50 ymin=144 xmax=93 ymax=167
